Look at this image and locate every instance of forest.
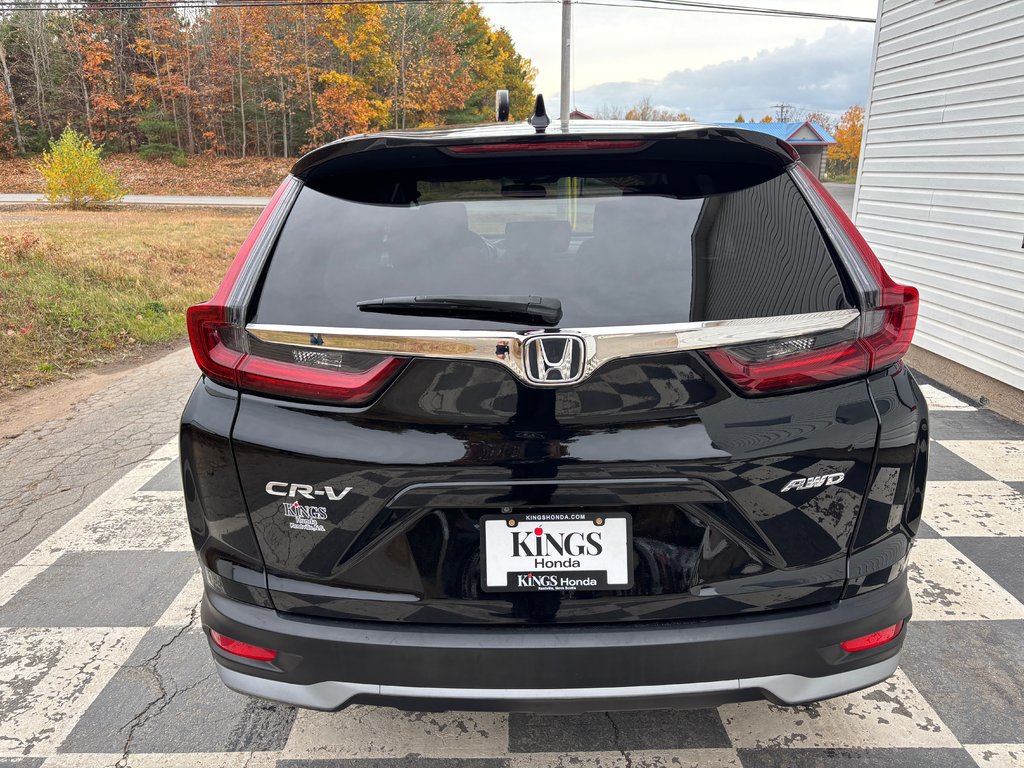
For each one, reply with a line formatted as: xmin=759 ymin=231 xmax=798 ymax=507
xmin=0 ymin=1 xmax=537 ymax=159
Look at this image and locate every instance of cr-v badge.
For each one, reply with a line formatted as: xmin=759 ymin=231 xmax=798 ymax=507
xmin=266 ymin=481 xmax=352 ymax=500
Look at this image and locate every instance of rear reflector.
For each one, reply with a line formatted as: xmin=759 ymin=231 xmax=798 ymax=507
xmin=703 ymin=166 xmax=919 ymax=395
xmin=841 ymin=621 xmax=904 ymax=653
xmin=210 ymin=630 xmax=277 ymax=662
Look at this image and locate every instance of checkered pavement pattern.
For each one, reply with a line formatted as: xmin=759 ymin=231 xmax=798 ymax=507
xmin=1 ymin=378 xmax=1022 ymax=768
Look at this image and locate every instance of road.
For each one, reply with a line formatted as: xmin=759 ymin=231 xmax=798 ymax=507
xmin=0 ymin=193 xmax=271 ymax=207
xmin=824 ymin=182 xmax=856 ymax=215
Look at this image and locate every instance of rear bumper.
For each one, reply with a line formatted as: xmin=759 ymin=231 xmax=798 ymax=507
xmin=201 ymin=573 xmax=911 ymax=713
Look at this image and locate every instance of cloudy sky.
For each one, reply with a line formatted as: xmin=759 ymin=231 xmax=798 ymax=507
xmin=482 ymin=0 xmax=878 ymax=122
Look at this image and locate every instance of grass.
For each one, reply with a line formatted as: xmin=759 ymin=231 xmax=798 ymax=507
xmin=0 ymin=207 xmax=257 ymax=391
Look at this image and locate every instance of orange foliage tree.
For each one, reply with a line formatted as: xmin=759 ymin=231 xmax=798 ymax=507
xmin=0 ymin=1 xmax=536 ymax=158
xmin=828 ymin=105 xmax=865 ymax=177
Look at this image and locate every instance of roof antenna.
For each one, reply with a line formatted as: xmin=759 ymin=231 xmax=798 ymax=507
xmin=528 ymin=95 xmax=550 ymax=134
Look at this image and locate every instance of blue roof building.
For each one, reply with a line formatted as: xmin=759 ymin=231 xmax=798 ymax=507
xmin=715 ymin=121 xmax=836 ymax=179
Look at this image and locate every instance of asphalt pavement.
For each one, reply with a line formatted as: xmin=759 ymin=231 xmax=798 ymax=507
xmin=823 ymin=182 xmax=856 ymax=215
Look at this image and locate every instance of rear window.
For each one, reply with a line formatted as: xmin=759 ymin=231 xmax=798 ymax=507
xmin=254 ymin=155 xmax=851 ymax=330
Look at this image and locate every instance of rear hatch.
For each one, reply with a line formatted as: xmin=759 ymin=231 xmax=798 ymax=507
xmin=197 ymin=126 xmax=910 ymax=625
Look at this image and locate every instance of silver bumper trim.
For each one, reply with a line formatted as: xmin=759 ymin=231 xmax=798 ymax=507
xmin=216 ymin=654 xmax=900 ymax=711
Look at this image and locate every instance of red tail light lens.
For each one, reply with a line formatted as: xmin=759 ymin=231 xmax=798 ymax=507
xmin=703 ymin=166 xmax=919 ymax=395
xmin=210 ymin=630 xmax=278 ymax=662
xmin=841 ymin=620 xmax=904 ymax=653
xmin=186 ymin=179 xmax=405 ymax=406
xmin=705 ymin=334 xmax=870 ymax=395
xmin=187 ymin=302 xmax=405 ymax=405
xmin=186 ymin=304 xmax=244 ymax=387
xmin=237 ymin=355 xmax=406 ymax=407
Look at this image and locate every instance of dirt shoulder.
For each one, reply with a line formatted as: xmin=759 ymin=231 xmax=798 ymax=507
xmin=0 ymin=154 xmax=291 ymax=196
xmin=0 ymin=339 xmax=189 ymax=442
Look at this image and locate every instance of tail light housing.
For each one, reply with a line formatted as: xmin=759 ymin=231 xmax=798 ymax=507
xmin=704 ymin=167 xmax=919 ymax=395
xmin=186 ymin=180 xmax=405 ymax=406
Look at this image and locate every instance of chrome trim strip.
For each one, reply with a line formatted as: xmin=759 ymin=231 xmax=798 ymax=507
xmin=216 ymin=655 xmax=899 ymax=711
xmin=247 ymin=308 xmax=860 ymax=386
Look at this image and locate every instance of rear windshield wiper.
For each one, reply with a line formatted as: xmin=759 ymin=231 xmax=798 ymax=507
xmin=357 ymin=295 xmax=563 ymax=326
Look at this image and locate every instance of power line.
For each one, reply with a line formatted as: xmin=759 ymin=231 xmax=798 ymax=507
xmin=589 ymin=0 xmax=874 ymax=23
xmin=0 ymin=0 xmax=876 ymax=23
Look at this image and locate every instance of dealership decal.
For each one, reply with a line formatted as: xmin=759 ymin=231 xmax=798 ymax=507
xmin=282 ymin=500 xmax=328 ymax=532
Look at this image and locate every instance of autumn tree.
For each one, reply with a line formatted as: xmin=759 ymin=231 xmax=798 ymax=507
xmin=0 ymin=1 xmax=535 ymax=157
xmin=828 ymin=105 xmax=864 ymax=178
xmin=0 ymin=37 xmax=24 ymax=154
xmin=0 ymin=81 xmax=18 ymax=156
xmin=593 ymin=104 xmax=624 ymax=120
xmin=734 ymin=113 xmax=745 ymax=123
xmin=624 ymin=96 xmax=691 ymax=121
xmin=310 ymin=3 xmax=389 ymax=142
xmin=802 ymin=110 xmax=836 ymax=134
xmin=446 ymin=7 xmax=535 ymax=123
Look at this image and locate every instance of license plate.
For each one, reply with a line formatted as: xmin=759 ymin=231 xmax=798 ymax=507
xmin=480 ymin=512 xmax=633 ymax=592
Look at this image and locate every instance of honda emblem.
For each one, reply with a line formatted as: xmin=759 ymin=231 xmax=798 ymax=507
xmin=523 ymin=334 xmax=586 ymax=385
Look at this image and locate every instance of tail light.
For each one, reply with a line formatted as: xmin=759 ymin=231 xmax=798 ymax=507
xmin=703 ymin=167 xmax=919 ymax=395
xmin=187 ymin=180 xmax=405 ymax=406
xmin=210 ymin=630 xmax=277 ymax=662
xmin=841 ymin=620 xmax=904 ymax=653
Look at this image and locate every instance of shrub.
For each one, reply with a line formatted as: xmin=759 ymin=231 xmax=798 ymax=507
xmin=139 ymin=142 xmax=187 ymax=167
xmin=138 ymin=108 xmax=177 ymax=145
xmin=35 ymin=127 xmax=125 ymax=209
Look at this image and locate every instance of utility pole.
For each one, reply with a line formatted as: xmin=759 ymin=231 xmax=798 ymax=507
xmin=772 ymin=102 xmax=795 ymax=122
xmin=560 ymin=0 xmax=571 ymax=128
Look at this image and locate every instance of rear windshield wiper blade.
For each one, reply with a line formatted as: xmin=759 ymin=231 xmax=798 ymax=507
xmin=357 ymin=295 xmax=563 ymax=326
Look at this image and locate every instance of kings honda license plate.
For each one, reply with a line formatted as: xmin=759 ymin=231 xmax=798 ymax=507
xmin=480 ymin=512 xmax=633 ymax=592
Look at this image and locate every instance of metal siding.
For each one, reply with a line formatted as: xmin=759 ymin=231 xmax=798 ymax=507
xmin=854 ymin=0 xmax=1024 ymax=391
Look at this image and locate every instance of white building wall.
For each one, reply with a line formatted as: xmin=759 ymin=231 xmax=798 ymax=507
xmin=853 ymin=0 xmax=1024 ymax=391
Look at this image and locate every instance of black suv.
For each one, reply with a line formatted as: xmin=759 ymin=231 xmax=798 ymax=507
xmin=181 ymin=119 xmax=926 ymax=713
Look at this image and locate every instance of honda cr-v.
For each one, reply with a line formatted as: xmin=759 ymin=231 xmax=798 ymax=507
xmin=181 ymin=117 xmax=927 ymax=713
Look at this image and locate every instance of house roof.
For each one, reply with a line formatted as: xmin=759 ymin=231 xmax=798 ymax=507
xmin=713 ymin=121 xmax=836 ymax=144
